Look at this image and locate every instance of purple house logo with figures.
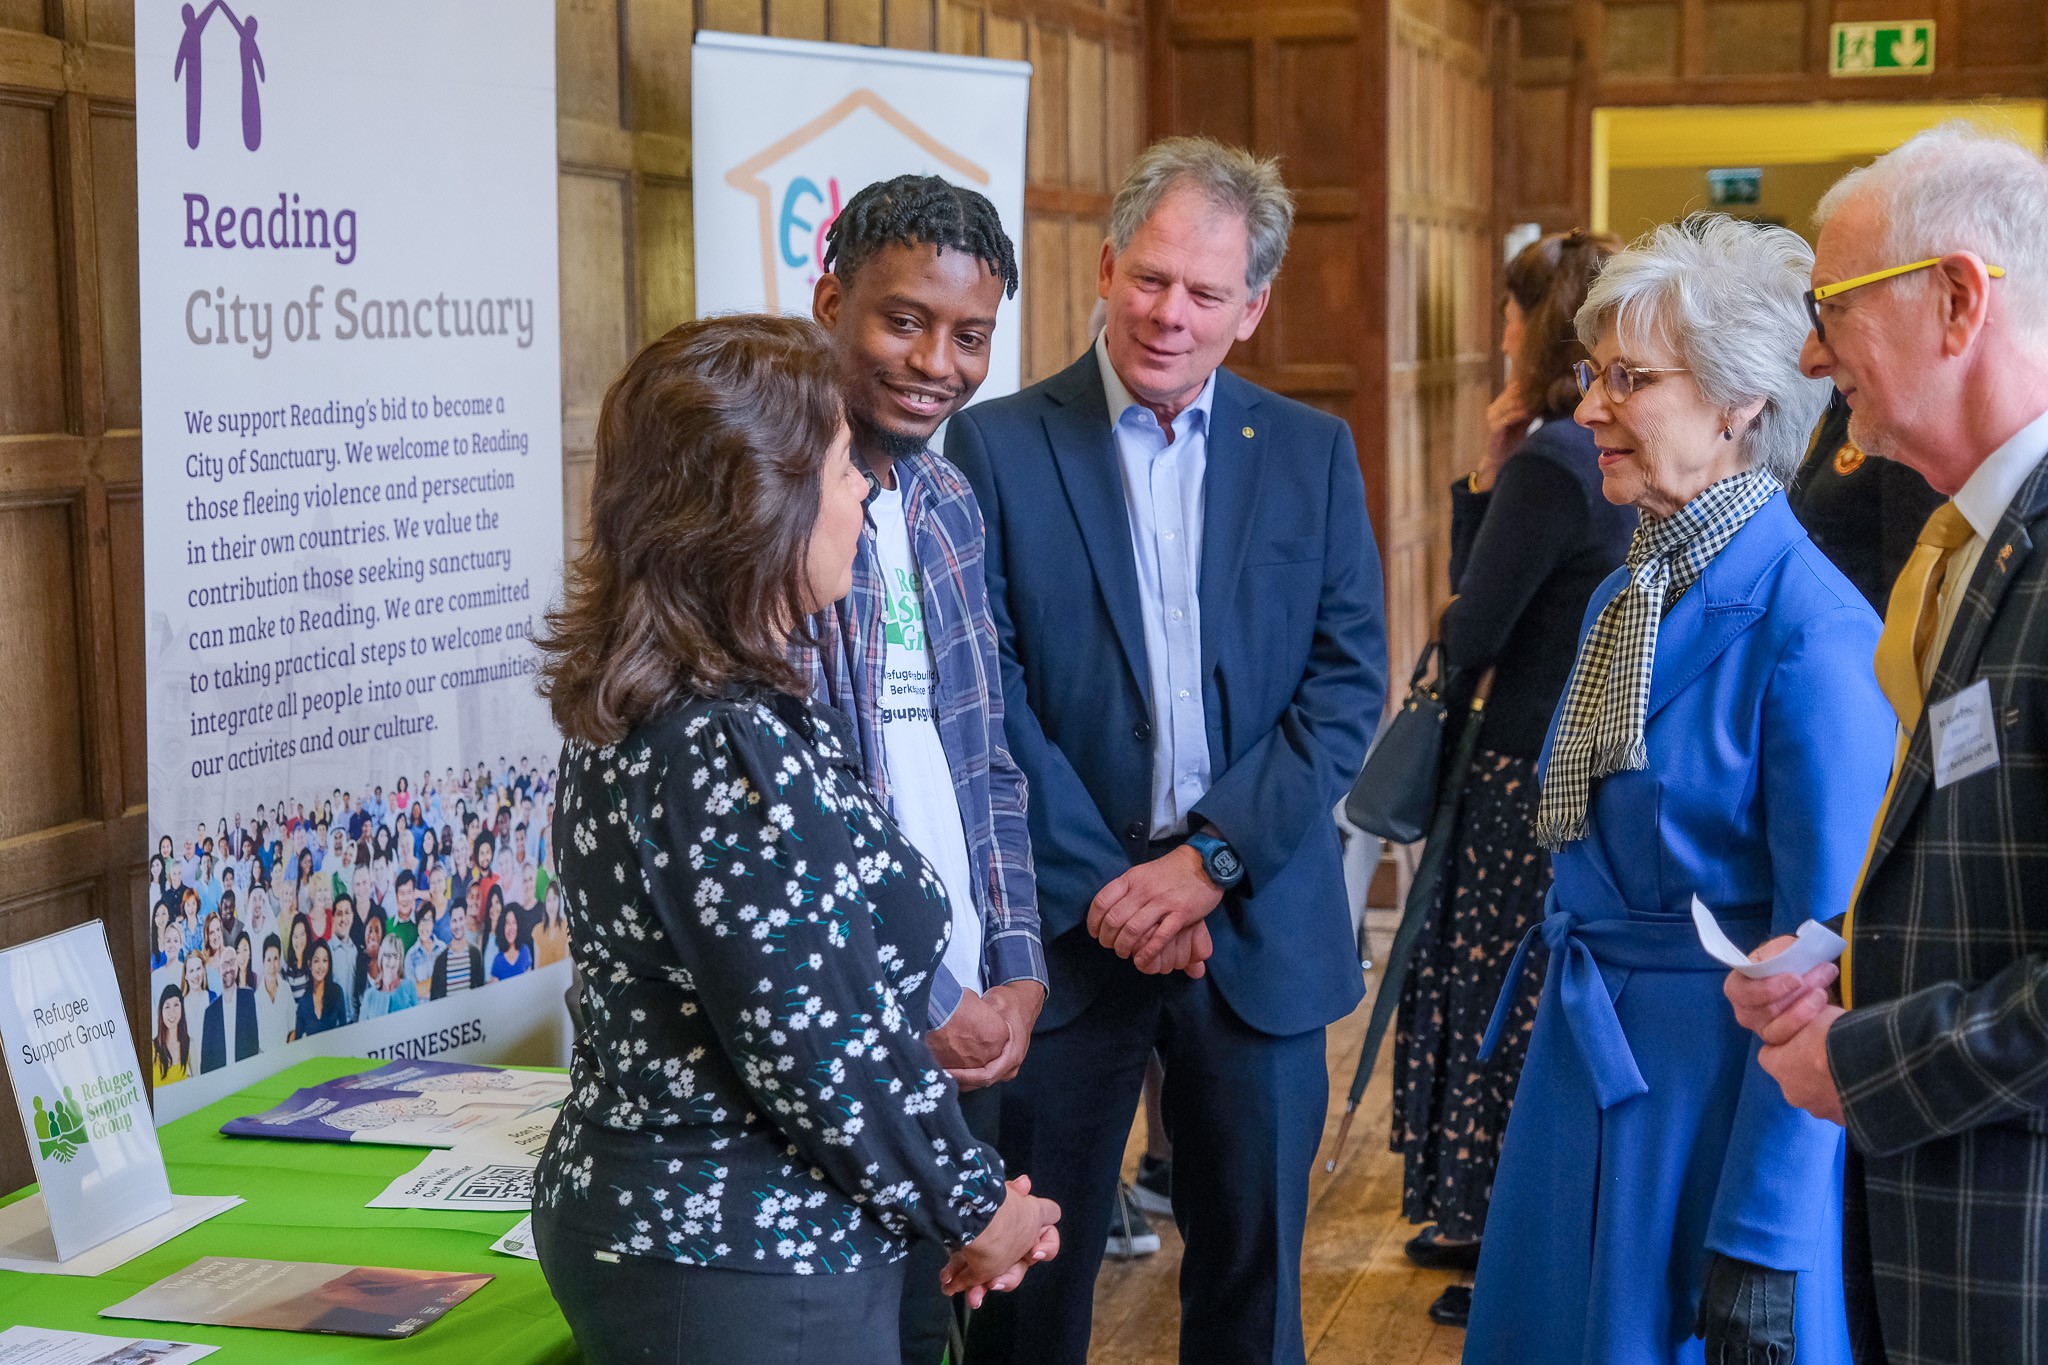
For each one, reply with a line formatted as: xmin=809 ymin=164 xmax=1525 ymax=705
xmin=173 ymin=1 xmax=265 ymax=151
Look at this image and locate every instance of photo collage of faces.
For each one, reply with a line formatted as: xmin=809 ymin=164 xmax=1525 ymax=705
xmin=146 ymin=758 xmax=566 ymax=1086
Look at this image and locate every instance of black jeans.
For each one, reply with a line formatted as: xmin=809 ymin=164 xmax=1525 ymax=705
xmin=897 ymin=1084 xmax=1003 ymax=1365
xmin=534 ymin=1203 xmax=907 ymax=1364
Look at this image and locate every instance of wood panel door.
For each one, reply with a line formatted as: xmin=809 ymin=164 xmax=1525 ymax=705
xmin=0 ymin=1 xmax=148 ymax=1194
xmin=1148 ymin=0 xmax=1392 ymax=537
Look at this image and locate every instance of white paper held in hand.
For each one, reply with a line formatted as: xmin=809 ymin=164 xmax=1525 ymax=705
xmin=1691 ymin=896 xmax=1847 ymax=979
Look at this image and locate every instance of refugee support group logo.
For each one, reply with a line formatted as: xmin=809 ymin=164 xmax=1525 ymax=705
xmin=33 ymin=1088 xmax=90 ymax=1164
xmin=174 ymin=0 xmax=266 ymax=151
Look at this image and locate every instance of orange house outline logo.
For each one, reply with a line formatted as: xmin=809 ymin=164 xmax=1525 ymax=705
xmin=724 ymin=89 xmax=992 ymax=310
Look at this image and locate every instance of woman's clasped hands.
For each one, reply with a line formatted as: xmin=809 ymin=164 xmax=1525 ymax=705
xmin=939 ymin=1175 xmax=1062 ymax=1307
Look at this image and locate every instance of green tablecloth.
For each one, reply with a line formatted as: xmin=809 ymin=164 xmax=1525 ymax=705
xmin=0 ymin=1057 xmax=577 ymax=1363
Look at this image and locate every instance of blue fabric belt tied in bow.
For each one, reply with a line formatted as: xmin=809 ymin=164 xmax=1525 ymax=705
xmin=1478 ymin=901 xmax=1771 ymax=1110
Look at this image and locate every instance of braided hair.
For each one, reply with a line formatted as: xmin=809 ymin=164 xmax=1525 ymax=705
xmin=823 ymin=175 xmax=1019 ymax=299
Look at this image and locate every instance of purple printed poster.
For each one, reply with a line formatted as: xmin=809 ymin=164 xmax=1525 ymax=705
xmin=134 ymin=1 xmax=571 ymax=1121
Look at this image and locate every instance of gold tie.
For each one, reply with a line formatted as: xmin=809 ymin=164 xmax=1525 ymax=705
xmin=1842 ymin=501 xmax=1974 ymax=1006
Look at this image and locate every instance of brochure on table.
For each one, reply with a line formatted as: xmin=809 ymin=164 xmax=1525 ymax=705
xmin=101 ymin=1258 xmax=491 ymax=1340
xmin=0 ymin=1325 xmax=216 ymax=1365
xmin=219 ymin=1060 xmax=567 ymax=1147
xmin=0 ymin=924 xmax=174 ymax=1262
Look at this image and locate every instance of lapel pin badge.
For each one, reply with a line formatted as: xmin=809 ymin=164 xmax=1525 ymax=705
xmin=1242 ymin=426 xmax=1255 ymax=439
xmin=1833 ymin=440 xmax=1866 ymax=476
xmin=1998 ymin=543 xmax=2014 ymax=572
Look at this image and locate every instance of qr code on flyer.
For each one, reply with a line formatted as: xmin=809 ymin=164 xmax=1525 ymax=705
xmin=454 ymin=1164 xmax=535 ymax=1204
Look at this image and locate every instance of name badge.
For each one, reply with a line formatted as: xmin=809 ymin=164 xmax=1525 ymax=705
xmin=1930 ymin=677 xmax=2000 ymax=789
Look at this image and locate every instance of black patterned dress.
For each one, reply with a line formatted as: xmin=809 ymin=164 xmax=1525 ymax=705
xmin=1388 ymin=421 xmax=1635 ymax=1239
xmin=1391 ymin=752 xmax=1549 ymax=1236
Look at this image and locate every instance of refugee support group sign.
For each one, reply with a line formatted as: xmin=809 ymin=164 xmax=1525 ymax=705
xmin=136 ymin=0 xmax=570 ymax=1121
xmin=691 ymin=31 xmax=1032 ymax=401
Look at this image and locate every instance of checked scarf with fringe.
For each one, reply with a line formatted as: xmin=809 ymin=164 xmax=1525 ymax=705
xmin=1534 ymin=467 xmax=1782 ymax=850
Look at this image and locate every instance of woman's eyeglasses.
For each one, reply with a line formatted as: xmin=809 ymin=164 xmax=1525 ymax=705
xmin=1572 ymin=359 xmax=1689 ymax=403
xmin=1804 ymin=258 xmax=2007 ymax=343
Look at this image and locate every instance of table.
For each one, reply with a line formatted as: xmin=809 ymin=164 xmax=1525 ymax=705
xmin=0 ymin=1057 xmax=577 ymax=1363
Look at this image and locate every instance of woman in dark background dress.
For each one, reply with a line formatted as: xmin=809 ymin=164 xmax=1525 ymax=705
xmin=1390 ymin=229 xmax=1633 ymax=1327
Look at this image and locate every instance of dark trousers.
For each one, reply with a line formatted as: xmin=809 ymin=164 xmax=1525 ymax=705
xmin=533 ymin=1203 xmax=906 ymax=1364
xmin=898 ymin=1083 xmax=1002 ymax=1365
xmin=964 ymin=964 xmax=1329 ymax=1365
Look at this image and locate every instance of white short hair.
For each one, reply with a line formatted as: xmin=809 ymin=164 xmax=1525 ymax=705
xmin=1575 ymin=214 xmax=1831 ymax=482
xmin=1815 ymin=121 xmax=2048 ymax=346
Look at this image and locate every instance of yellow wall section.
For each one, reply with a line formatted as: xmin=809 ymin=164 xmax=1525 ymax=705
xmin=1590 ymin=100 xmax=2048 ymax=232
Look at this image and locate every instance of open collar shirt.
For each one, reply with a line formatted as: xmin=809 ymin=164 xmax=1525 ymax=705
xmin=803 ymin=447 xmax=1045 ymax=1026
xmin=1095 ymin=330 xmax=1219 ymax=838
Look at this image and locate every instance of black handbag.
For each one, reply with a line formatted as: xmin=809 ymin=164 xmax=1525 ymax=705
xmin=1344 ymin=641 xmax=1452 ymax=844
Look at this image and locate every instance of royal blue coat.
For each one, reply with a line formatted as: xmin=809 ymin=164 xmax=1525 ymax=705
xmin=1465 ymin=493 xmax=1892 ymax=1364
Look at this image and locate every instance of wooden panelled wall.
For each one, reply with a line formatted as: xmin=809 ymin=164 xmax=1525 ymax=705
xmin=1148 ymin=0 xmax=1490 ymax=693
xmin=558 ymin=0 xmax=1148 ymax=549
xmin=0 ymin=0 xmax=146 ymax=1196
xmin=1389 ymin=0 xmax=1494 ymax=684
xmin=1503 ymin=0 xmax=2048 ymax=234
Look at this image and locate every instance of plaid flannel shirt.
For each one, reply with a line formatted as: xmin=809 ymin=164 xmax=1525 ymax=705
xmin=802 ymin=448 xmax=1046 ymax=1027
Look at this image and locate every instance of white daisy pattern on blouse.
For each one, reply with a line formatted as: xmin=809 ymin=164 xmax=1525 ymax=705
xmin=534 ymin=693 xmax=1004 ymax=1273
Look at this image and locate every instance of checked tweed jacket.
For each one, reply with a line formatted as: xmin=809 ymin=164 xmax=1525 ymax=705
xmin=1830 ymin=452 xmax=2048 ymax=1365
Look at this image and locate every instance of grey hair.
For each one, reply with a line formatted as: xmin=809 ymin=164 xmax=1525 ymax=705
xmin=1109 ymin=136 xmax=1296 ymax=293
xmin=1575 ymin=214 xmax=1831 ymax=482
xmin=1814 ymin=121 xmax=2048 ymax=347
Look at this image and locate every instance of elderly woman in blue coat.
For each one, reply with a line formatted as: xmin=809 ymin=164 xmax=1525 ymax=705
xmin=1463 ymin=214 xmax=1895 ymax=1364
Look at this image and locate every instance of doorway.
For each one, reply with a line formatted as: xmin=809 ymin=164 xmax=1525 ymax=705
xmin=1591 ymin=100 xmax=2048 ymax=245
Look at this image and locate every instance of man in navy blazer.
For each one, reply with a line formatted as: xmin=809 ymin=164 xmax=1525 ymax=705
xmin=953 ymin=137 xmax=1387 ymax=1364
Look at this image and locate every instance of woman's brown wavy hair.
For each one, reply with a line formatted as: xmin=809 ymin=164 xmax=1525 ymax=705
xmin=1506 ymin=229 xmax=1624 ymax=420
xmin=536 ymin=314 xmax=845 ymax=746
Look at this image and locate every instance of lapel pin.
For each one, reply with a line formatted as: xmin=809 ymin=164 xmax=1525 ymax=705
xmin=1833 ymin=440 xmax=1866 ymax=476
xmin=1242 ymin=426 xmax=1255 ymax=439
xmin=1998 ymin=543 xmax=2014 ymax=572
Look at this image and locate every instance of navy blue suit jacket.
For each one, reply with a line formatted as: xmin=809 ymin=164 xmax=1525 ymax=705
xmin=948 ymin=351 xmax=1388 ymax=1036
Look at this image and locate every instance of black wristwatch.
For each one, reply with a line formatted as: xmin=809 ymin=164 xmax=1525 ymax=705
xmin=1184 ymin=831 xmax=1244 ymax=890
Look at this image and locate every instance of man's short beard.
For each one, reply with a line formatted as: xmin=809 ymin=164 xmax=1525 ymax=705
xmin=851 ymin=409 xmax=931 ymax=461
xmin=1847 ymin=408 xmax=1901 ymax=463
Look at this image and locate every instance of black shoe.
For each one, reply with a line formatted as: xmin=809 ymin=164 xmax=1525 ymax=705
xmin=1403 ymin=1225 xmax=1482 ymax=1271
xmin=1131 ymin=1155 xmax=1172 ymax=1216
xmin=1427 ymin=1284 xmax=1471 ymax=1328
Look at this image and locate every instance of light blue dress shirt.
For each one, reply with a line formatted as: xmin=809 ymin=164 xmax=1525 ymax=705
xmin=1095 ymin=331 xmax=1217 ymax=838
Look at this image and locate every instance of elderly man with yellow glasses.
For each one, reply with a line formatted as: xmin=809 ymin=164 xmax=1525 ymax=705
xmin=1725 ymin=122 xmax=2048 ymax=1365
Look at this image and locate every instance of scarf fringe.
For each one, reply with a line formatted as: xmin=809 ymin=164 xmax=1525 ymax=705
xmin=1590 ymin=736 xmax=1649 ymax=779
xmin=1534 ymin=811 xmax=1586 ymax=851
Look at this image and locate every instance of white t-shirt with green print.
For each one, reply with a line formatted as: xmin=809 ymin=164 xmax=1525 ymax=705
xmin=869 ymin=483 xmax=984 ymax=997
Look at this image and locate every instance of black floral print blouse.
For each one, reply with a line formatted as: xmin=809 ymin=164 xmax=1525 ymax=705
xmin=534 ymin=690 xmax=1006 ymax=1274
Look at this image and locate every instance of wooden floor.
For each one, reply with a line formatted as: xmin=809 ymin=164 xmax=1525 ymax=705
xmin=1086 ymin=998 xmax=1467 ymax=1365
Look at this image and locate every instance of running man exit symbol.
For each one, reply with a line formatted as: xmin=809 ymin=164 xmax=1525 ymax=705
xmin=1830 ymin=21 xmax=1935 ymax=77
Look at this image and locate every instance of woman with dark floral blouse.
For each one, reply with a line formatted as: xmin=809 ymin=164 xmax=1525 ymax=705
xmin=531 ymin=314 xmax=1061 ymax=1365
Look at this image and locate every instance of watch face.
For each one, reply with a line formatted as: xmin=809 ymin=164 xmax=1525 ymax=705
xmin=1213 ymin=849 xmax=1241 ymax=880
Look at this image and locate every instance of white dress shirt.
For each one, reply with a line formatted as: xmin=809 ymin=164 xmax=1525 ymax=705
xmin=1095 ymin=331 xmax=1218 ymax=838
xmin=1925 ymin=406 xmax=2048 ymax=685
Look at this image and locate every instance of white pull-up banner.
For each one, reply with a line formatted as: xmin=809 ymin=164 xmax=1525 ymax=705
xmin=691 ymin=31 xmax=1032 ymax=402
xmin=135 ymin=0 xmax=569 ymax=1122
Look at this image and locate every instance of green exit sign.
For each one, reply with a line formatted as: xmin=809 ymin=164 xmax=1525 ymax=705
xmin=1830 ymin=21 xmax=1936 ymax=76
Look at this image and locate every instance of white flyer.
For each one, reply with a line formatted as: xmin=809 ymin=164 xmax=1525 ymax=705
xmin=1691 ymin=896 xmax=1847 ymax=979
xmin=367 ymin=1150 xmax=535 ymax=1211
xmin=0 ymin=1325 xmax=216 ymax=1365
xmin=491 ymin=1215 xmax=539 ymax=1260
xmin=0 ymin=1194 xmax=241 ymax=1278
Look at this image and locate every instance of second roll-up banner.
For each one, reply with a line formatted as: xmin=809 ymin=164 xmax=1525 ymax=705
xmin=135 ymin=0 xmax=568 ymax=1122
xmin=691 ymin=31 xmax=1032 ymax=402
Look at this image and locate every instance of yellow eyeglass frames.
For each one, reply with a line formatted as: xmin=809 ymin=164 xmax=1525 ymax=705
xmin=1804 ymin=258 xmax=2007 ymax=343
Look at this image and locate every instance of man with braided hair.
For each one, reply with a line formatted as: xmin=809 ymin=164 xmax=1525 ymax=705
xmin=802 ymin=174 xmax=1049 ymax=1365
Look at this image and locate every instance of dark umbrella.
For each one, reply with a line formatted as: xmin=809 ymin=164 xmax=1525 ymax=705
xmin=1325 ymin=667 xmax=1495 ymax=1171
